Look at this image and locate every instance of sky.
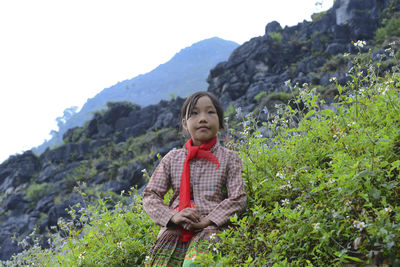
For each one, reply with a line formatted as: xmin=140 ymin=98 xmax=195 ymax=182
xmin=0 ymin=0 xmax=334 ymax=163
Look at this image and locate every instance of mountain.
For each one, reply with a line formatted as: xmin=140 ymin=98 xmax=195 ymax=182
xmin=2 ymin=0 xmax=400 ymax=262
xmin=32 ymin=37 xmax=239 ymax=155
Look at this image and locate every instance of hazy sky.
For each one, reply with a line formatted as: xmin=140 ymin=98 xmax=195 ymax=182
xmin=0 ymin=0 xmax=333 ymax=163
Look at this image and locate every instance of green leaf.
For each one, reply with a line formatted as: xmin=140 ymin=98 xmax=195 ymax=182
xmin=304 ymin=110 xmax=316 ymax=120
xmin=344 ymin=255 xmax=364 ymax=263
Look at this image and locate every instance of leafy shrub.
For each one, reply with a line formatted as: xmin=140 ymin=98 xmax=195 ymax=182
xmin=5 ymin=186 xmax=157 ymax=266
xmin=311 ymin=11 xmax=328 ymax=22
xmin=375 ymin=17 xmax=400 ymax=43
xmin=225 ymin=104 xmax=237 ymax=118
xmin=26 ymin=183 xmax=52 ymax=202
xmin=321 ymin=54 xmax=348 ymax=72
xmin=269 ymin=32 xmax=283 ymax=45
xmin=254 ymin=91 xmax=268 ymax=103
xmin=196 ymin=46 xmax=400 ymax=266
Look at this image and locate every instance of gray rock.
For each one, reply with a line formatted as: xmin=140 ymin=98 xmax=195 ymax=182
xmin=325 ymin=43 xmax=347 ymax=55
xmin=102 ymin=180 xmax=129 ymax=193
xmin=4 ymin=194 xmax=28 ymax=212
xmin=265 ymin=21 xmax=282 ymax=35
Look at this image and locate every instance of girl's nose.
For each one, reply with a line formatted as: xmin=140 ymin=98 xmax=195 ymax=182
xmin=198 ymin=112 xmax=208 ymax=122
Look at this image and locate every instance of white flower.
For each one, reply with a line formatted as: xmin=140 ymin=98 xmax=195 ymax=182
xmin=276 ymin=172 xmax=285 ymax=179
xmin=263 ymin=106 xmax=269 ymax=114
xmin=236 ymin=107 xmax=242 ymax=118
xmin=312 ymin=223 xmax=320 ymax=230
xmin=284 ymin=79 xmax=291 ymax=86
xmin=353 ymin=40 xmax=366 ymax=48
xmin=353 ymin=221 xmax=367 ymax=230
xmin=280 ymin=181 xmax=292 ymax=190
xmin=344 ymin=52 xmax=350 ymax=57
xmin=385 ymin=79 xmax=394 ymax=85
xmin=281 ymin=199 xmax=290 ymax=206
xmin=78 ymin=251 xmax=86 ymax=260
xmin=384 ymin=207 xmax=392 ymax=214
xmin=347 ymin=121 xmax=356 ymax=126
xmin=378 ymin=86 xmax=389 ymax=95
xmin=389 ymin=41 xmax=396 ymax=46
xmin=328 ymin=178 xmax=336 ymax=184
xmin=329 ymin=77 xmax=337 ymax=82
xmin=141 ymin=169 xmax=146 ymax=173
xmin=347 ymin=66 xmax=354 ymax=74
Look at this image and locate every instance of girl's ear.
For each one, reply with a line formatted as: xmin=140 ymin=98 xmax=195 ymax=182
xmin=182 ymin=119 xmax=188 ymax=130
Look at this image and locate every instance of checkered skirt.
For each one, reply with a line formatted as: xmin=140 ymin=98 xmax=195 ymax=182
xmin=146 ymin=228 xmax=220 ymax=266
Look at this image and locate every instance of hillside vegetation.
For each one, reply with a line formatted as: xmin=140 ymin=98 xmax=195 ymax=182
xmin=4 ymin=42 xmax=400 ymax=266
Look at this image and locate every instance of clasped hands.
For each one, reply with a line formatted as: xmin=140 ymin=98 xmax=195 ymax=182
xmin=170 ymin=208 xmax=212 ymax=231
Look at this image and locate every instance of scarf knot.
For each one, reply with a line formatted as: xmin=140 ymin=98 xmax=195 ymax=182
xmin=178 ymin=136 xmax=219 ymax=242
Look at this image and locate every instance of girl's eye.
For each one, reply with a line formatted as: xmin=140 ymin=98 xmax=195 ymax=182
xmin=208 ymin=110 xmax=216 ymax=114
xmin=191 ymin=111 xmax=198 ymax=115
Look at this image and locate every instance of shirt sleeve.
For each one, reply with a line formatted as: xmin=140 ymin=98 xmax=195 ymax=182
xmin=206 ymin=151 xmax=247 ymax=227
xmin=142 ymin=152 xmax=177 ymax=227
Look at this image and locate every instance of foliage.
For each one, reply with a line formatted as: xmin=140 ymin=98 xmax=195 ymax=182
xmin=4 ymin=185 xmax=157 ymax=267
xmin=375 ymin=17 xmax=400 ymax=43
xmin=254 ymin=91 xmax=268 ymax=103
xmin=321 ymin=54 xmax=348 ymax=73
xmin=311 ymin=11 xmax=328 ymax=22
xmin=26 ymin=183 xmax=53 ymax=202
xmin=269 ymin=32 xmax=283 ymax=46
xmin=196 ymin=44 xmax=400 ymax=266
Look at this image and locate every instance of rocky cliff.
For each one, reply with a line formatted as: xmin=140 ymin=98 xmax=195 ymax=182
xmin=1 ymin=0 xmax=399 ymax=261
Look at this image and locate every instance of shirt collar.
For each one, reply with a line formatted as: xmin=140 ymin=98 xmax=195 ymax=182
xmin=183 ymin=137 xmax=220 ymax=153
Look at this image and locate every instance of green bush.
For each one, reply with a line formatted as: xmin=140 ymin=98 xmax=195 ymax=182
xmin=321 ymin=54 xmax=348 ymax=73
xmin=254 ymin=91 xmax=268 ymax=103
xmin=375 ymin=17 xmax=400 ymax=43
xmin=197 ymin=48 xmax=400 ymax=266
xmin=311 ymin=11 xmax=328 ymax=22
xmin=269 ymin=32 xmax=283 ymax=45
xmin=26 ymin=183 xmax=52 ymax=202
xmin=6 ymin=187 xmax=157 ymax=266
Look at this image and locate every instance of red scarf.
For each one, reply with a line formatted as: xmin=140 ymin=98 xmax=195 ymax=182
xmin=178 ymin=136 xmax=220 ymax=242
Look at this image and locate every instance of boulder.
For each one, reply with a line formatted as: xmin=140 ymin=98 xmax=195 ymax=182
xmin=335 ymin=0 xmax=380 ymax=40
xmin=265 ymin=21 xmax=282 ymax=35
xmin=0 ymin=151 xmax=40 ymax=191
xmin=102 ymin=180 xmax=130 ymax=193
xmin=119 ymin=161 xmax=146 ymax=188
xmin=4 ymin=194 xmax=28 ymax=212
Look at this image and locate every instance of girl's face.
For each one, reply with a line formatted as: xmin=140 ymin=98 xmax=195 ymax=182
xmin=182 ymin=96 xmax=219 ymax=146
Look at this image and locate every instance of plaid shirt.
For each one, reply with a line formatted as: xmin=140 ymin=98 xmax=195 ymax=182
xmin=143 ymin=142 xmax=247 ymax=234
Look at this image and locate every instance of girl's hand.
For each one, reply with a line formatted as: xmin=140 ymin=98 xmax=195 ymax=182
xmin=170 ymin=208 xmax=200 ymax=226
xmin=186 ymin=217 xmax=213 ymax=231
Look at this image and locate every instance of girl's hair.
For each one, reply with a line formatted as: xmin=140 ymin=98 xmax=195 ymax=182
xmin=181 ymin=91 xmax=224 ymax=129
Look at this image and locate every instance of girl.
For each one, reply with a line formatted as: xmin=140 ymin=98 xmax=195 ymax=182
xmin=143 ymin=91 xmax=247 ymax=266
